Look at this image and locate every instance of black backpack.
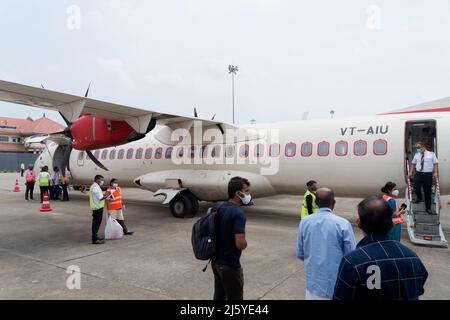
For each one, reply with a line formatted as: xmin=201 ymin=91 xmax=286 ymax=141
xmin=192 ymin=207 xmax=219 ymax=271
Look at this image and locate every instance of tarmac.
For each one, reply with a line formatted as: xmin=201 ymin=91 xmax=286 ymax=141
xmin=0 ymin=172 xmax=449 ymax=300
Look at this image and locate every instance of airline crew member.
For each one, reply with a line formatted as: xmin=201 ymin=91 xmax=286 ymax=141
xmin=408 ymin=142 xmax=439 ymax=214
xmin=61 ymin=171 xmax=70 ymax=202
xmin=37 ymin=166 xmax=51 ymax=203
xmin=106 ymin=179 xmax=134 ymax=235
xmin=20 ymin=163 xmax=25 ymax=177
xmin=24 ymin=165 xmax=36 ymax=201
xmin=301 ymin=180 xmax=319 ymax=219
xmin=381 ymin=182 xmax=406 ymax=242
xmin=90 ymin=175 xmax=112 ymax=245
xmin=52 ymin=167 xmax=62 ymax=200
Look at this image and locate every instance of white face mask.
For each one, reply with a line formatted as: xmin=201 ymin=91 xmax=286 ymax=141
xmin=392 ymin=189 xmax=400 ymax=197
xmin=112 ymin=183 xmax=119 ymax=188
xmin=238 ymin=192 xmax=252 ymax=205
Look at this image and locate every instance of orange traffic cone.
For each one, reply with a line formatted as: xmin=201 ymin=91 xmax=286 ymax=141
xmin=40 ymin=192 xmax=53 ymax=212
xmin=13 ymin=179 xmax=21 ymax=192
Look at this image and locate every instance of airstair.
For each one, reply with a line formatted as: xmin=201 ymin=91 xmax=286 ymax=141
xmin=405 ymin=167 xmax=448 ymax=248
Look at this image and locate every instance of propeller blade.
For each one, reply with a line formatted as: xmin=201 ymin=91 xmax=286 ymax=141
xmin=211 ymin=114 xmax=216 ymax=121
xmin=58 ymin=112 xmax=71 ymax=126
xmin=41 ymin=84 xmax=45 ymax=89
xmin=194 ymin=107 xmax=198 ymax=118
xmin=86 ymin=150 xmax=109 ymax=171
xmin=85 ymin=83 xmax=91 ymax=98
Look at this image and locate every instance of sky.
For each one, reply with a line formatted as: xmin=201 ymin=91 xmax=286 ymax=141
xmin=1 ymin=0 xmax=450 ymax=125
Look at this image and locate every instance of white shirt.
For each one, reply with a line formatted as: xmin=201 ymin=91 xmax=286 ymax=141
xmin=412 ymin=150 xmax=438 ymax=173
xmin=90 ymin=183 xmax=104 ymax=207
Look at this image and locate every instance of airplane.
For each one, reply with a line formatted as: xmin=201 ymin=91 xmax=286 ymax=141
xmin=0 ymin=79 xmax=449 ymax=246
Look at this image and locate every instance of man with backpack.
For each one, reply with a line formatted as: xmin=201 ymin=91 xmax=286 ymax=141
xmin=211 ymin=177 xmax=251 ymax=300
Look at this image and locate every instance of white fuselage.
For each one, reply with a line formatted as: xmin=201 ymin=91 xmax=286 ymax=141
xmin=35 ymin=112 xmax=450 ymax=201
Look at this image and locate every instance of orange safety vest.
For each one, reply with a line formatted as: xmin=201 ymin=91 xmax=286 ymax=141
xmin=383 ymin=194 xmax=405 ymax=225
xmin=107 ymin=187 xmax=123 ymax=211
xmin=26 ymin=170 xmax=36 ymax=182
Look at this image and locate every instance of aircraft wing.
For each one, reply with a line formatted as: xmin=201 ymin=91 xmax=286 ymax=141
xmin=0 ymin=79 xmax=235 ymax=132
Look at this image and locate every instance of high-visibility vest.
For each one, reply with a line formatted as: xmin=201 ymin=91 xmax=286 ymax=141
xmin=38 ymin=172 xmax=50 ymax=187
xmin=106 ymin=187 xmax=123 ymax=211
xmin=301 ymin=190 xmax=319 ymax=219
xmin=89 ymin=184 xmax=105 ymax=210
xmin=383 ymin=194 xmax=405 ymax=225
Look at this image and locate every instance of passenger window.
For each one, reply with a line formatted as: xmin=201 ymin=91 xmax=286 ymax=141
xmin=144 ymin=148 xmax=152 ymax=160
xmin=201 ymin=146 xmax=208 ymax=158
xmin=301 ymin=142 xmax=313 ymax=157
xmin=176 ymin=147 xmax=184 ymax=158
xmin=211 ymin=145 xmax=221 ymax=158
xmin=354 ymin=140 xmax=367 ymax=156
xmin=155 ymin=147 xmax=163 ymax=159
xmin=135 ymin=148 xmax=143 ymax=159
xmin=101 ymin=150 xmax=108 ymax=160
xmin=118 ymin=149 xmax=125 ymax=160
xmin=78 ymin=151 xmax=84 ymax=160
xmin=285 ymin=142 xmax=297 ymax=157
xmin=239 ymin=145 xmax=249 ymax=158
xmin=225 ymin=145 xmax=235 ymax=158
xmin=126 ymin=148 xmax=134 ymax=159
xmin=94 ymin=150 xmax=100 ymax=159
xmin=189 ymin=146 xmax=196 ymax=159
xmin=318 ymin=142 xmax=330 ymax=157
xmin=165 ymin=147 xmax=173 ymax=159
xmin=255 ymin=144 xmax=265 ymax=157
xmin=374 ymin=139 xmax=388 ymax=156
xmin=269 ymin=143 xmax=280 ymax=157
xmin=335 ymin=141 xmax=348 ymax=157
xmin=109 ymin=150 xmax=116 ymax=160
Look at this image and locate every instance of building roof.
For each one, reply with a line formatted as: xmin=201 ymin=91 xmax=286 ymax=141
xmin=0 ymin=116 xmax=64 ymax=136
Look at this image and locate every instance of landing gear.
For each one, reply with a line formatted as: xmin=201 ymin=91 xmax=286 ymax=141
xmin=169 ymin=192 xmax=199 ymax=219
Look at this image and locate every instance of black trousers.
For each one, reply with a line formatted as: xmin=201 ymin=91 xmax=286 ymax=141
xmin=40 ymin=186 xmax=49 ymax=203
xmin=62 ymin=184 xmax=69 ymax=201
xmin=414 ymin=172 xmax=433 ymax=210
xmin=92 ymin=208 xmax=104 ymax=242
xmin=53 ymin=185 xmax=62 ymax=200
xmin=25 ymin=182 xmax=35 ymax=200
xmin=212 ymin=261 xmax=244 ymax=300
xmin=49 ymin=185 xmax=55 ymax=200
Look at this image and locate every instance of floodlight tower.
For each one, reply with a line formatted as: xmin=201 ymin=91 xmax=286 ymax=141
xmin=228 ymin=65 xmax=239 ymax=124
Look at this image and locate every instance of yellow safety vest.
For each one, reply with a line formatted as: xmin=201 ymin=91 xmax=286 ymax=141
xmin=301 ymin=190 xmax=319 ymax=219
xmin=38 ymin=172 xmax=50 ymax=187
xmin=89 ymin=184 xmax=105 ymax=211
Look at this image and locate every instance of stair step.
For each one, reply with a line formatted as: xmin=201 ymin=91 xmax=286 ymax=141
xmin=415 ymin=223 xmax=441 ymax=236
xmin=415 ymin=233 xmax=442 ymax=242
xmin=415 ymin=214 xmax=440 ymax=224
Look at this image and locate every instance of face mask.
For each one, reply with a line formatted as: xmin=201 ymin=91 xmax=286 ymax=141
xmin=392 ymin=190 xmax=400 ymax=197
xmin=99 ymin=181 xmax=104 ymax=186
xmin=417 ymin=149 xmax=421 ymax=153
xmin=112 ymin=183 xmax=119 ymax=188
xmin=238 ymin=192 xmax=252 ymax=205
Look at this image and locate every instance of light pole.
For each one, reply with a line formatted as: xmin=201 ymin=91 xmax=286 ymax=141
xmin=228 ymin=65 xmax=239 ymax=124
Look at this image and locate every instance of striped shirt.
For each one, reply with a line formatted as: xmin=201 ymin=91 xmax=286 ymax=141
xmin=333 ymin=234 xmax=428 ymax=300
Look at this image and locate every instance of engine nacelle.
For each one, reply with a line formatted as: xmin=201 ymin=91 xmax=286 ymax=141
xmin=70 ymin=115 xmax=154 ymax=150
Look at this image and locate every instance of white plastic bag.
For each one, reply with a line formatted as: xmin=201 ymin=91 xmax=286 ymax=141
xmin=105 ymin=217 xmax=124 ymax=240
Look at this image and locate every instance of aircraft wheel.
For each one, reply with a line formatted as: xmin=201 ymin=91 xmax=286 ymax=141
xmin=170 ymin=194 xmax=193 ymax=219
xmin=184 ymin=192 xmax=199 ymax=217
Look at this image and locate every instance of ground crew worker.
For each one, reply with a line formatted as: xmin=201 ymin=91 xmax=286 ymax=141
xmin=90 ymin=175 xmax=112 ymax=245
xmin=408 ymin=142 xmax=439 ymax=214
xmin=61 ymin=170 xmax=70 ymax=202
xmin=24 ymin=165 xmax=36 ymax=201
xmin=106 ymin=179 xmax=134 ymax=235
xmin=20 ymin=163 xmax=25 ymax=177
xmin=381 ymin=182 xmax=406 ymax=242
xmin=301 ymin=180 xmax=319 ymax=219
xmin=37 ymin=166 xmax=51 ymax=203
